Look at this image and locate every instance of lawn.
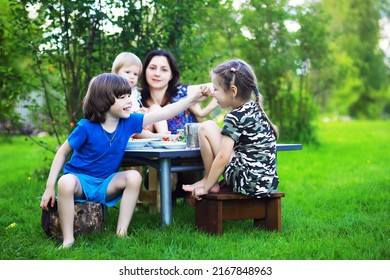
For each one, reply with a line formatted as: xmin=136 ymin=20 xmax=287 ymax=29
xmin=0 ymin=120 xmax=389 ymax=260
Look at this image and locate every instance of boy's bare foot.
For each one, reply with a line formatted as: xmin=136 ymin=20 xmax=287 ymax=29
xmin=58 ymin=242 xmax=74 ymax=249
xmin=116 ymin=229 xmax=128 ymax=237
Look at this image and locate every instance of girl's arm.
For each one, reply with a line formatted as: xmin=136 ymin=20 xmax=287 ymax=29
xmin=40 ymin=140 xmax=73 ymax=211
xmin=189 ymin=98 xmax=219 ymax=118
xmin=143 ymin=85 xmax=210 ymax=127
xmin=187 ymin=84 xmax=219 ymax=118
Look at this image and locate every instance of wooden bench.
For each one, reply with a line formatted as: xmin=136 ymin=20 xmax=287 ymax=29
xmin=195 ymin=191 xmax=285 ymax=235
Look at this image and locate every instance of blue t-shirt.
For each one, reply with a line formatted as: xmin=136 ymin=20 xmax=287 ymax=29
xmin=64 ymin=113 xmax=144 ymax=179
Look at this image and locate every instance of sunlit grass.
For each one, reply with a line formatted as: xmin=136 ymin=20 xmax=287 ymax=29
xmin=0 ymin=120 xmax=389 ymax=260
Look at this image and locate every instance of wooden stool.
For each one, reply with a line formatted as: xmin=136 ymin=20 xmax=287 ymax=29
xmin=195 ymin=191 xmax=285 ymax=235
xmin=41 ymin=200 xmax=106 ymax=240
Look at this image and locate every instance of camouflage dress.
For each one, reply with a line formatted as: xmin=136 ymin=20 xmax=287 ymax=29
xmin=222 ymin=100 xmax=279 ymax=198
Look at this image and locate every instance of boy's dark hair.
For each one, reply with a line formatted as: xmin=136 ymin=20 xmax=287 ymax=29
xmin=140 ymin=50 xmax=180 ymax=107
xmin=83 ymin=73 xmax=131 ymax=123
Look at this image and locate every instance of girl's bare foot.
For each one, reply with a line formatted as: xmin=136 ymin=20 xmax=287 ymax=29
xmin=182 ymin=178 xmax=206 ymax=192
xmin=185 ymin=182 xmax=220 ymax=207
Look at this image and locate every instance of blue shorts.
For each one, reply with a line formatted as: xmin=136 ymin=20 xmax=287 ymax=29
xmin=71 ymin=173 xmax=122 ymax=207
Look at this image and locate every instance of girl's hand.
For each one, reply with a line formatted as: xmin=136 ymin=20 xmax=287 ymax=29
xmin=188 ymin=85 xmax=211 ymax=104
xmin=200 ymin=84 xmax=212 ymax=97
xmin=192 ymin=186 xmax=208 ymax=200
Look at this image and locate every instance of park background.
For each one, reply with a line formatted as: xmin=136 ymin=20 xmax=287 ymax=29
xmin=0 ymin=0 xmax=389 ymax=261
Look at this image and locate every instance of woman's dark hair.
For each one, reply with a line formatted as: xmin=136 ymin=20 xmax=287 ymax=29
xmin=140 ymin=50 xmax=180 ymax=107
xmin=83 ymin=73 xmax=131 ymax=123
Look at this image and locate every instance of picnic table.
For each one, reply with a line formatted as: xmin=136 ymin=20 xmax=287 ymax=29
xmin=121 ymin=143 xmax=302 ymax=226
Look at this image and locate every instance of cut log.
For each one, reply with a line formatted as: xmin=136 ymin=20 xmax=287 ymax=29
xmin=41 ymin=200 xmax=105 ymax=240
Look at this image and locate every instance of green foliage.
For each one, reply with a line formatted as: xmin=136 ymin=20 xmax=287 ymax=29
xmin=322 ymin=0 xmax=389 ymax=119
xmin=4 ymin=0 xmax=224 ymax=138
xmin=0 ymin=0 xmax=36 ymax=125
xmin=235 ymin=0 xmax=329 ymax=143
xmin=176 ymin=0 xmax=242 ymax=84
xmin=1 ymin=0 xmax=389 ymax=146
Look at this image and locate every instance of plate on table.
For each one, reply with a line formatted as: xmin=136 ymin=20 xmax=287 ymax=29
xmin=149 ymin=141 xmax=166 ymax=148
xmin=126 ymin=139 xmax=150 ymax=150
xmin=145 ymin=138 xmax=160 ymax=142
xmin=162 ymin=142 xmax=187 ymax=149
xmin=126 ymin=142 xmax=147 ymax=150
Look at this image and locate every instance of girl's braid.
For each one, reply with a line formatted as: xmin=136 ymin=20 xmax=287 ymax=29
xmin=230 ymin=64 xmax=256 ymax=103
xmin=234 ymin=66 xmax=279 ymax=139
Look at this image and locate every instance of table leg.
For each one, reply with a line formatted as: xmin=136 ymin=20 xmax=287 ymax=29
xmin=159 ymin=158 xmax=172 ymax=226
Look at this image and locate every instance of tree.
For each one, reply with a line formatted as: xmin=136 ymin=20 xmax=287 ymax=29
xmin=5 ymin=0 xmax=221 ymax=142
xmin=323 ymin=0 xmax=389 ymax=118
xmin=347 ymin=0 xmax=389 ymax=118
xmin=0 ymin=0 xmax=37 ymax=131
xmin=8 ymin=0 xmax=387 ymax=145
xmin=236 ymin=0 xmax=329 ymax=142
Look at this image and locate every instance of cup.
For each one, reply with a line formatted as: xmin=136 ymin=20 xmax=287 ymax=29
xmin=184 ymin=123 xmax=201 ymax=148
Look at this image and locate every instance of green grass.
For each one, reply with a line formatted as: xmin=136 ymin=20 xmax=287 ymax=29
xmin=0 ymin=120 xmax=389 ymax=260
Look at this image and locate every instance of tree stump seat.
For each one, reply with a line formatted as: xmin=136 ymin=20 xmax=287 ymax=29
xmin=195 ymin=190 xmax=285 ymax=235
xmin=41 ymin=200 xmax=106 ymax=240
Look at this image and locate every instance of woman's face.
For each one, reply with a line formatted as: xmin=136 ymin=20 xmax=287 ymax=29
xmin=145 ymin=56 xmax=173 ymax=91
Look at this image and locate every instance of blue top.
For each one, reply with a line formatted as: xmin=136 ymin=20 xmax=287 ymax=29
xmin=166 ymin=84 xmax=197 ymax=134
xmin=64 ymin=113 xmax=144 ymax=179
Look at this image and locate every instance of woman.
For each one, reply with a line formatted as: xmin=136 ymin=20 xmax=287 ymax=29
xmin=140 ymin=50 xmax=218 ymax=200
xmin=140 ymin=49 xmax=218 ymax=134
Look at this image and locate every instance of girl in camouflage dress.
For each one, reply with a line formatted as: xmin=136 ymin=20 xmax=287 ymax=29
xmin=183 ymin=59 xmax=279 ymax=200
